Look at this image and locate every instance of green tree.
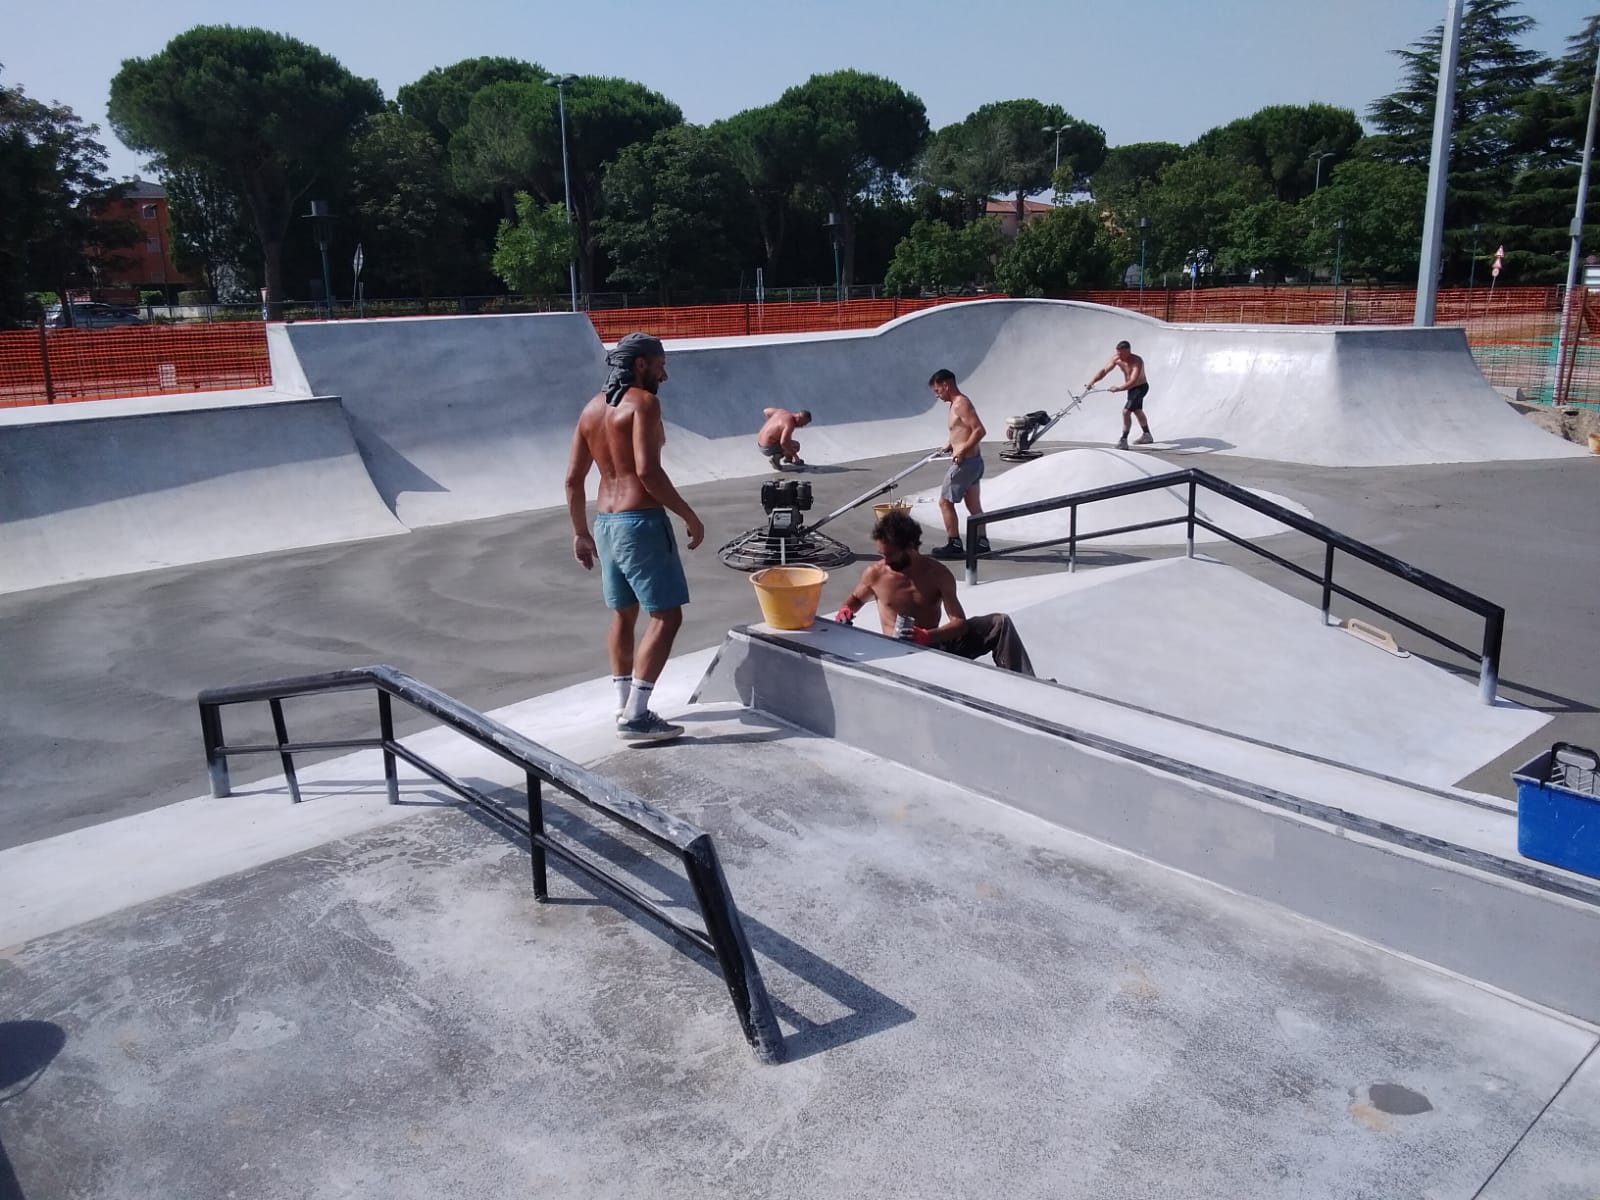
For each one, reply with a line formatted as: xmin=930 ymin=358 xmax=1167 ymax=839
xmin=924 ymin=100 xmax=1106 ymax=223
xmin=1129 ymin=154 xmax=1272 ymax=277
xmin=1366 ymin=0 xmax=1548 ymax=280
xmin=1225 ymin=200 xmax=1310 ymax=280
xmin=449 ymin=75 xmax=682 ymax=293
xmin=109 ymin=26 xmax=383 ymax=305
xmin=350 ymin=112 xmax=462 ymax=299
xmin=397 ymin=57 xmax=542 ymax=146
xmin=780 ymin=70 xmax=930 ymax=288
xmin=994 ymin=204 xmax=1115 ymax=295
xmin=883 ymin=217 xmax=1003 ymax=294
xmin=597 ymin=125 xmax=748 ymax=300
xmin=712 ymin=103 xmax=809 ymax=281
xmin=160 ymin=162 xmax=256 ymax=300
xmin=1303 ymin=159 xmax=1428 ymax=282
xmin=1089 ymin=142 xmax=1183 ymax=200
xmin=1193 ymin=104 xmax=1364 ymax=201
xmin=491 ymin=192 xmax=575 ymax=294
xmin=0 ymin=73 xmax=132 ymax=326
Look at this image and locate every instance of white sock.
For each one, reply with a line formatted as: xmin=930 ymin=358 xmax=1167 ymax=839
xmin=624 ymin=679 xmax=655 ymax=721
xmin=612 ymin=675 xmax=632 ymax=709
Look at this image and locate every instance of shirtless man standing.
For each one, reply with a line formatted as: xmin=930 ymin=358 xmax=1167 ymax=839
xmin=1085 ymin=340 xmax=1153 ymax=449
xmin=831 ymin=510 xmax=1034 ymax=675
xmin=565 ymin=332 xmax=705 ymax=742
xmin=756 ymin=406 xmax=812 ymax=468
xmin=928 ymin=368 xmax=989 ymax=561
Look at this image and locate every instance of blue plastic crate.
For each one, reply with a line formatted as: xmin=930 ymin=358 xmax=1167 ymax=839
xmin=1513 ymin=742 xmax=1600 ymax=880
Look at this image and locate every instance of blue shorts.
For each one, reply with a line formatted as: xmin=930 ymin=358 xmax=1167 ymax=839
xmin=593 ymin=509 xmax=690 ymax=613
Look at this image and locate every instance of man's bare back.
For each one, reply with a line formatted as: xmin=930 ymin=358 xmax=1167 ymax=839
xmin=575 ymin=387 xmax=662 ymax=515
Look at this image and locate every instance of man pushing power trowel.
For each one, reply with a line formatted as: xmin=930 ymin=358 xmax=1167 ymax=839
xmin=1002 ymin=339 xmax=1158 ymax=460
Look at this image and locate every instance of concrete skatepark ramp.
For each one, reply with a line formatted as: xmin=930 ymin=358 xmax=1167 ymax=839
xmin=1 ymin=299 xmax=1583 ymax=593
xmin=0 ymin=394 xmax=403 ymax=592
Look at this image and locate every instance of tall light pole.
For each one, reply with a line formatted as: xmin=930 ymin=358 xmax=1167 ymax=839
xmin=1552 ymin=36 xmax=1600 ymax=403
xmin=1042 ymin=124 xmax=1067 ymax=173
xmin=545 ymin=74 xmax=579 ymax=312
xmin=1138 ymin=217 xmax=1150 ymax=294
xmin=1414 ymin=0 xmax=1464 ymax=325
xmin=1333 ymin=217 xmax=1347 ymax=286
xmin=1311 ymin=151 xmax=1335 ymax=192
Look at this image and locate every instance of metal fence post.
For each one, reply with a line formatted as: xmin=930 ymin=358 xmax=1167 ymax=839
xmin=1479 ymin=609 xmax=1504 ymax=705
xmin=269 ymin=699 xmax=303 ymax=804
xmin=36 ymin=316 xmax=55 ymax=404
xmin=199 ymin=702 xmax=230 ymax=797
xmin=527 ymin=771 xmax=548 ymax=899
xmin=1320 ymin=544 xmax=1335 ymax=625
xmin=1068 ymin=504 xmax=1078 ymax=573
xmin=378 ymin=690 xmax=399 ymax=805
xmin=1185 ymin=479 xmax=1196 ymax=558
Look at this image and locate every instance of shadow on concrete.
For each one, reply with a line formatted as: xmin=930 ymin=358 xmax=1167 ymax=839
xmin=1162 ymin=436 xmax=1235 ymax=453
xmin=457 ymin=779 xmax=915 ymax=1062
xmin=345 ymin=421 xmax=450 ymax=517
xmin=0 ymin=1020 xmax=67 ymax=1200
xmin=1414 ymin=651 xmax=1599 ymax=716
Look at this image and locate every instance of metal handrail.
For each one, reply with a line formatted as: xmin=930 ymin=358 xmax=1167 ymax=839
xmin=197 ymin=664 xmax=784 ymax=1063
xmin=963 ymin=468 xmax=1506 ymax=705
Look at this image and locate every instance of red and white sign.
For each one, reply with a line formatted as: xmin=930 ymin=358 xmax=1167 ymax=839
xmin=1491 ymin=245 xmax=1505 ymax=279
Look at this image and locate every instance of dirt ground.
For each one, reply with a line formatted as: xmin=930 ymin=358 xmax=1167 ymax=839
xmin=1511 ymin=398 xmax=1600 ymax=448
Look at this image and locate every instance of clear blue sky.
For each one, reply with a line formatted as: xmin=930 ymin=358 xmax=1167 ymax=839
xmin=7 ymin=0 xmax=1595 ymax=180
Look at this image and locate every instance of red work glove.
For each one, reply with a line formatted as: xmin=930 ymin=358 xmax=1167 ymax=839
xmin=910 ymin=626 xmax=932 ymax=646
xmin=833 ymin=606 xmax=854 ymax=625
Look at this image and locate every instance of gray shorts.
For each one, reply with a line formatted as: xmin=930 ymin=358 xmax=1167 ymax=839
xmin=940 ymin=455 xmax=985 ymax=503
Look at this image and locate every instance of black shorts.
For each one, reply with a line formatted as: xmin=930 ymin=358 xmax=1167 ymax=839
xmin=1123 ymin=383 xmax=1149 ymax=412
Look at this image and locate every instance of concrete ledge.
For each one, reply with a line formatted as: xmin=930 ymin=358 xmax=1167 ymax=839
xmin=694 ymin=624 xmax=1600 ymax=1023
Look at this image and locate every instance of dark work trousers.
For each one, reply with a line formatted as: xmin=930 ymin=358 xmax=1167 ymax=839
xmin=943 ymin=613 xmax=1035 ymax=676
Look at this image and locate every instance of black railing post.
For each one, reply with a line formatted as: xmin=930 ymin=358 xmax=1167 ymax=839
xmin=200 ymin=702 xmax=229 ymax=797
xmin=1480 ymin=608 xmax=1504 ymax=706
xmin=682 ymin=834 xmax=785 ymax=1064
xmin=378 ymin=690 xmax=398 ymax=805
xmin=1186 ymin=477 xmax=1197 ymax=558
xmin=965 ymin=517 xmax=982 ymax=586
xmin=1068 ymin=504 xmax=1078 ymax=573
xmin=269 ymin=698 xmax=302 ymax=804
xmin=527 ymin=771 xmax=548 ymax=900
xmin=1321 ymin=544 xmax=1336 ymax=626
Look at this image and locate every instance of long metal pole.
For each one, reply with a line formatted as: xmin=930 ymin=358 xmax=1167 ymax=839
xmin=1551 ymin=39 xmax=1600 ymax=403
xmin=1414 ymin=0 xmax=1463 ymax=326
xmin=557 ymin=84 xmax=578 ymax=313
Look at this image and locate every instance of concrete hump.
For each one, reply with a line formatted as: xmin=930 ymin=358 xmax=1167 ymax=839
xmin=0 ymin=396 xmax=403 ymax=594
xmin=278 ymin=313 xmax=608 ymax=527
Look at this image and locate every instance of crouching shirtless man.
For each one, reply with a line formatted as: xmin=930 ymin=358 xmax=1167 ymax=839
xmin=831 ymin=510 xmax=1034 ymax=675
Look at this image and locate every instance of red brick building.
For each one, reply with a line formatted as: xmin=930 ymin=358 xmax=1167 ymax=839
xmin=984 ymin=198 xmax=1055 ymax=239
xmin=85 ymin=179 xmax=199 ymax=300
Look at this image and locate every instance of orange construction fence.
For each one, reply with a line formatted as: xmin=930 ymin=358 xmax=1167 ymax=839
xmin=0 ymin=321 xmax=270 ymax=408
xmin=1 ymin=286 xmax=1587 ymax=408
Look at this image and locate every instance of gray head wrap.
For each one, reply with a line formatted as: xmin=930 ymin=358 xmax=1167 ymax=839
xmin=604 ymin=332 xmax=665 ymax=406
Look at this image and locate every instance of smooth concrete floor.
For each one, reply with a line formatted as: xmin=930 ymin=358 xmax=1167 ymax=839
xmin=1 ymin=447 xmax=1596 ymax=850
xmin=2 ymin=718 xmax=1595 ymax=1200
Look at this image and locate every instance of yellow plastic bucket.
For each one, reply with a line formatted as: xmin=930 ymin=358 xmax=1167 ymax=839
xmin=750 ymin=565 xmax=829 ymax=630
xmin=873 ymin=501 xmax=911 ymax=522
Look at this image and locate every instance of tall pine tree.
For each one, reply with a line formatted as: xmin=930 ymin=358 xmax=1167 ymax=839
xmin=1366 ymin=0 xmax=1548 ymax=282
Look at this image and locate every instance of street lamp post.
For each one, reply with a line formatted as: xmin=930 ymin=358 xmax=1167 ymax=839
xmin=1312 ymin=151 xmax=1335 ymax=193
xmin=545 ymin=74 xmax=579 ymax=312
xmin=1138 ymin=217 xmax=1150 ymax=294
xmin=823 ymin=211 xmax=843 ymax=301
xmin=1468 ymin=223 xmax=1481 ymax=288
xmin=1333 ymin=217 xmax=1347 ymax=286
xmin=1042 ymin=124 xmax=1068 ymax=174
xmin=304 ymin=199 xmax=335 ymax=318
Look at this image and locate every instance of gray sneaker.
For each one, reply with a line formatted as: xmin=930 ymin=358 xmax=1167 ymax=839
xmin=1134 ymin=431 xmax=1154 ymax=445
xmin=1116 ymin=436 xmax=1129 ymax=450
xmin=617 ymin=710 xmax=685 ymax=743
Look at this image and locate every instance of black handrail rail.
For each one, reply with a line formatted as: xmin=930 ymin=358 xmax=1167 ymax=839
xmin=964 ymin=467 xmax=1506 ymax=705
xmin=197 ymin=664 xmax=784 ymax=1063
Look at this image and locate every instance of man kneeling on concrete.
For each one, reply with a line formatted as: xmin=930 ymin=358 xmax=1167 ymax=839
xmin=831 ymin=511 xmax=1035 ymax=676
xmin=757 ymin=406 xmax=811 ymax=467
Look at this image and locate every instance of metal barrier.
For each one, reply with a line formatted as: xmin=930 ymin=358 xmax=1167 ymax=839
xmin=197 ymin=664 xmax=784 ymax=1063
xmin=963 ymin=468 xmax=1506 ymax=705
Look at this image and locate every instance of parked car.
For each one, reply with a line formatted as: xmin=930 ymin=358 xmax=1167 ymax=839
xmin=44 ymin=303 xmax=146 ymax=330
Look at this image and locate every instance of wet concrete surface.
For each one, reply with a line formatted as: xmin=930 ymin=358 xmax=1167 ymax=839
xmin=1 ymin=448 xmax=1595 ymax=849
